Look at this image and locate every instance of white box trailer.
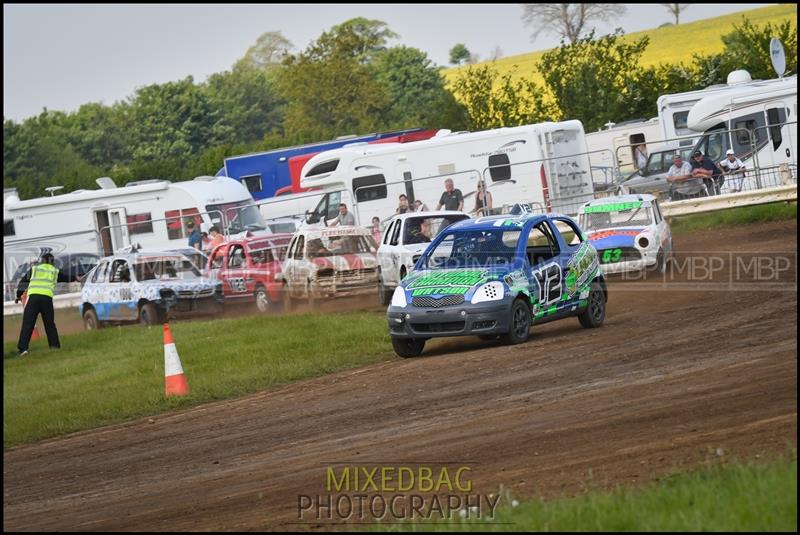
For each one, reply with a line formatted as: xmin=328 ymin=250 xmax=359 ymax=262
xmin=297 ymin=121 xmax=594 ymax=226
xmin=3 ymin=176 xmax=268 ymax=283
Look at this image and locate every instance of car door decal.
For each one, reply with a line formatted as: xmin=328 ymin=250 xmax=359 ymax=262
xmin=532 ymin=262 xmax=562 ymax=306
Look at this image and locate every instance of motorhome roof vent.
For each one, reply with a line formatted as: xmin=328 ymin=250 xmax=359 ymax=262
xmin=727 ymin=70 xmax=752 ymax=85
xmin=95 ymin=176 xmax=117 ymax=189
xmin=45 ymin=186 xmax=64 ymax=196
xmin=125 ymin=179 xmax=166 ymax=187
xmin=434 ymin=129 xmax=452 ymax=137
xmin=193 ymin=175 xmax=217 ymax=182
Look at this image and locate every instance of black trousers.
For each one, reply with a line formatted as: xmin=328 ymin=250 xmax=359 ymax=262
xmin=18 ymin=294 xmax=60 ymax=351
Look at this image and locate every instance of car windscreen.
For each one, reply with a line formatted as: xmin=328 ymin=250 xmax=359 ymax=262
xmin=403 ymin=216 xmax=468 ymax=245
xmin=421 ymin=229 xmax=521 ymax=270
xmin=134 ymin=258 xmax=201 ymax=281
xmin=248 ymin=239 xmax=290 ymax=264
xmin=579 ymin=205 xmax=654 ymax=231
xmin=206 ymin=200 xmax=267 ymax=234
xmin=307 ymin=235 xmax=375 ymax=258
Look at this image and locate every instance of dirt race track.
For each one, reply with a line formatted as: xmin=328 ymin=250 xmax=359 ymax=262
xmin=3 ymin=220 xmax=797 ymax=531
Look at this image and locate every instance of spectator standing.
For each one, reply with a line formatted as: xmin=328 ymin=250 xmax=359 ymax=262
xmin=329 ymin=203 xmax=356 ymax=226
xmin=371 ymin=217 xmax=383 ymax=244
xmin=206 ymin=225 xmax=225 ymax=252
xmin=690 ymin=150 xmax=723 ymax=195
xmin=413 ymin=199 xmax=429 ymax=212
xmin=435 ymin=178 xmax=464 ymax=211
xmin=395 ymin=194 xmax=413 ymax=214
xmin=186 ymin=219 xmax=202 ymax=250
xmin=718 ymin=149 xmax=747 ymax=193
xmin=472 ymin=181 xmax=493 ymax=216
xmin=667 ymin=153 xmax=706 ymax=200
xmin=634 ymin=144 xmax=648 ymax=170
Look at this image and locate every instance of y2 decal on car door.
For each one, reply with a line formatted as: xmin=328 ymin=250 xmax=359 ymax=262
xmin=532 ymin=262 xmax=562 ymax=306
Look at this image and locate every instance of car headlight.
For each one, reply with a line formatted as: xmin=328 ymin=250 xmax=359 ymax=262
xmin=391 ymin=287 xmax=407 ymax=307
xmin=637 ymin=234 xmax=651 ymax=249
xmin=470 ymin=281 xmax=505 ymax=304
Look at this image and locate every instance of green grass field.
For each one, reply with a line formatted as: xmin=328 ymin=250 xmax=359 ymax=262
xmin=443 ymin=4 xmax=797 ymax=87
xmin=670 ymin=202 xmax=797 ymax=234
xmin=3 ymin=311 xmax=392 ymax=448
xmin=377 ymin=453 xmax=797 ymax=531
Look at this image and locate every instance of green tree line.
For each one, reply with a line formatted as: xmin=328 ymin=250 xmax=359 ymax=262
xmin=4 ymin=16 xmax=795 ymax=200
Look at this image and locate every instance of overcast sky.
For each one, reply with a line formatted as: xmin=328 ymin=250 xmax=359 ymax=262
xmin=3 ymin=3 xmax=775 ymax=122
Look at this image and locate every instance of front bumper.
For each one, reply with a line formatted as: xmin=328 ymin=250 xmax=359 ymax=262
xmin=162 ymin=295 xmax=224 ymax=318
xmin=387 ymin=297 xmax=512 ymax=339
xmin=310 ymin=272 xmax=379 ymax=299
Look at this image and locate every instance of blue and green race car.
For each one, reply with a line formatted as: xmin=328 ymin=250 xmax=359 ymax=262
xmin=387 ymin=213 xmax=607 ymax=357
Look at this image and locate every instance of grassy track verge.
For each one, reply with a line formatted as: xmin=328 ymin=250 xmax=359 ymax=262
xmin=670 ymin=202 xmax=797 ymax=234
xmin=3 ymin=311 xmax=391 ymax=448
xmin=377 ymin=453 xmax=797 ymax=531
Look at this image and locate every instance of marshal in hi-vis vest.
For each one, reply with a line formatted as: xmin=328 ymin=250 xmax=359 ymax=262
xmin=26 ymin=264 xmax=58 ymax=298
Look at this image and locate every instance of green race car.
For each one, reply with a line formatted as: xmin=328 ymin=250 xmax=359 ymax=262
xmin=387 ymin=213 xmax=607 ymax=357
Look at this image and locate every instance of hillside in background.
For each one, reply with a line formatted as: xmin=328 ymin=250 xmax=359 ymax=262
xmin=443 ymin=4 xmax=797 ymax=84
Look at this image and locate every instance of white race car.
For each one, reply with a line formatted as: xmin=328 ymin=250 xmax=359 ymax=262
xmin=376 ymin=211 xmax=470 ymax=305
xmin=577 ymin=194 xmax=672 ymax=275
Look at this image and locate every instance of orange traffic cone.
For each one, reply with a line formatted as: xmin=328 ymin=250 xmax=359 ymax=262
xmin=163 ymin=323 xmax=189 ymax=397
xmin=21 ymin=292 xmax=42 ymax=341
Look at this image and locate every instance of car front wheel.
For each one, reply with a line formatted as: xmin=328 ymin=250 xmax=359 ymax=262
xmin=501 ymin=299 xmax=531 ymax=345
xmin=255 ymin=285 xmax=271 ymax=313
xmin=139 ymin=303 xmax=159 ymax=326
xmin=83 ymin=308 xmax=101 ymax=330
xmin=391 ymin=337 xmax=425 ymax=358
xmin=578 ymin=281 xmax=606 ymax=328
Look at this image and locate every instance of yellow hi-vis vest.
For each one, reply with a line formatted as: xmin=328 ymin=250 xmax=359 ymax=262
xmin=27 ymin=264 xmax=58 ymax=298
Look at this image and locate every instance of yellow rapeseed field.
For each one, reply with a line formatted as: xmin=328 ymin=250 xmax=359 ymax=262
xmin=443 ymin=4 xmax=797 ymax=87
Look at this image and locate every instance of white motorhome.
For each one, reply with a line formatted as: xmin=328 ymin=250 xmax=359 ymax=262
xmin=3 ymin=176 xmax=268 ymax=283
xmin=686 ymin=73 xmax=796 ymax=176
xmin=657 ymin=70 xmax=796 ymax=149
xmin=585 ymin=117 xmax=662 ymax=174
xmin=298 ymin=122 xmax=595 ymax=226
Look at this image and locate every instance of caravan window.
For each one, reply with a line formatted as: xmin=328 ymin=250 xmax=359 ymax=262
xmin=673 ymin=111 xmax=690 ymax=132
xmin=4 ymin=219 xmax=14 ymax=237
xmin=488 ymin=153 xmax=511 ymax=182
xmin=732 ymin=112 xmax=767 ymax=149
xmin=306 ymin=159 xmax=339 ymax=177
xmin=352 ymin=175 xmax=387 ymax=202
xmin=165 ymin=208 xmax=201 ymax=240
xmin=766 ymin=107 xmax=786 ymax=149
xmin=127 ymin=213 xmax=153 ymax=235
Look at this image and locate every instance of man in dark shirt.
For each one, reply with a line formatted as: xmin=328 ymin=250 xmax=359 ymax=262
xmin=436 ymin=178 xmax=464 ymax=211
xmin=690 ymin=150 xmax=722 ymax=195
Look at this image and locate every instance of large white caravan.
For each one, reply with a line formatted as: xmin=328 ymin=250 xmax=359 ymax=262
xmin=686 ymin=73 xmax=796 ymax=173
xmin=3 ymin=176 xmax=267 ymax=283
xmin=298 ymin=122 xmax=595 ymax=226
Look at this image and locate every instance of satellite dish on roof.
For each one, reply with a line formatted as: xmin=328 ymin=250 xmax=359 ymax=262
xmin=770 ymin=38 xmax=786 ymax=78
xmin=45 ymin=186 xmax=64 ymax=196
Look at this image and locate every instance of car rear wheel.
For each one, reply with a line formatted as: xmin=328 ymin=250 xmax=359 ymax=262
xmin=83 ymin=308 xmax=101 ymax=330
xmin=255 ymin=285 xmax=271 ymax=313
xmin=578 ymin=281 xmax=606 ymax=328
xmin=391 ymin=337 xmax=425 ymax=358
xmin=501 ymin=299 xmax=531 ymax=345
xmin=139 ymin=303 xmax=159 ymax=326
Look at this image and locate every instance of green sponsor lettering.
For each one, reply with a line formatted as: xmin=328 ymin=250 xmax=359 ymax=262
xmin=583 ymin=201 xmax=643 ymax=214
xmin=408 ymin=270 xmax=486 ymax=289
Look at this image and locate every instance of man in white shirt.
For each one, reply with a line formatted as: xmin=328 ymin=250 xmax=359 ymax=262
xmin=718 ymin=149 xmax=747 ymax=193
xmin=666 ymin=153 xmax=706 ymax=200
